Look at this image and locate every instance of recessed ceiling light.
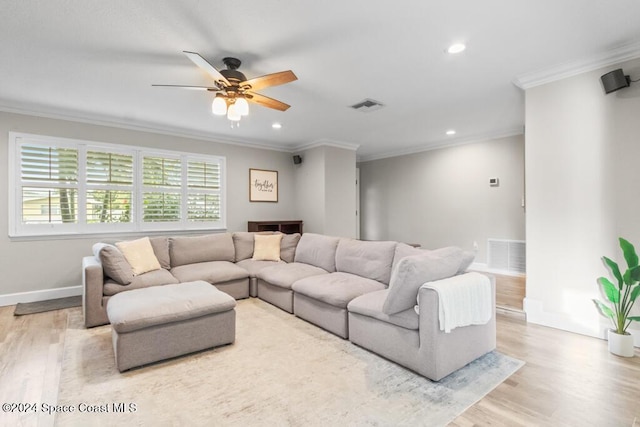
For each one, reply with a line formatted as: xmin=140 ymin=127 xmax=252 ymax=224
xmin=272 ymin=123 xmax=282 ymax=129
xmin=446 ymin=43 xmax=466 ymax=54
xmin=446 ymin=130 xmax=456 ymax=135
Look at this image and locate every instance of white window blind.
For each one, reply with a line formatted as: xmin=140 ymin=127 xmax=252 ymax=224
xmin=142 ymin=155 xmax=182 ymax=223
xmin=19 ymin=144 xmax=79 ymax=225
xmin=187 ymin=160 xmax=221 ymax=222
xmin=9 ymin=132 xmax=226 ymax=237
xmin=86 ymin=150 xmax=134 ymax=225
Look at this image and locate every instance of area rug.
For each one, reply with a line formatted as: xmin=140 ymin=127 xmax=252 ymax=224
xmin=56 ymin=298 xmax=523 ymax=426
xmin=14 ymin=295 xmax=81 ymax=316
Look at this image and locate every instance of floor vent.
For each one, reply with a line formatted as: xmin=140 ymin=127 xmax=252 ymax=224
xmin=350 ymin=98 xmax=384 ymax=112
xmin=487 ymin=239 xmax=526 ymax=273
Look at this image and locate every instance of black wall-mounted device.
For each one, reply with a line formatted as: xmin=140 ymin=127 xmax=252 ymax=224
xmin=293 ymin=155 xmax=303 ymax=165
xmin=601 ymin=69 xmax=631 ymax=94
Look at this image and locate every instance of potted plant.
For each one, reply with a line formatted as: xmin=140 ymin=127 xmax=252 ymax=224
xmin=593 ymin=237 xmax=640 ymax=357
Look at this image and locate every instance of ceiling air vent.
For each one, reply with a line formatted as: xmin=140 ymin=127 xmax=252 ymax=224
xmin=350 ymin=99 xmax=384 ymax=112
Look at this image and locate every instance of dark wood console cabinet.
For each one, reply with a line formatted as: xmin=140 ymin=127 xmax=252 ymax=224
xmin=247 ymin=220 xmax=303 ymax=234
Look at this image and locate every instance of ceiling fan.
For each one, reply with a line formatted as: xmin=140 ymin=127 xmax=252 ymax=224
xmin=153 ymin=51 xmax=297 ymax=122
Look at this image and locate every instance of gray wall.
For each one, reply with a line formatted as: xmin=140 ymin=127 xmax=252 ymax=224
xmin=359 ymin=135 xmax=525 ymax=263
xmin=0 ymin=111 xmax=297 ymax=295
xmin=524 ymin=57 xmax=640 ymax=341
xmin=294 ymin=145 xmax=357 ymax=238
xmin=293 ymin=146 xmax=325 ymax=234
xmin=324 ymin=146 xmax=357 ymax=238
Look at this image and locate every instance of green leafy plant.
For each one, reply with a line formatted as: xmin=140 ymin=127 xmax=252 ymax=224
xmin=593 ymin=237 xmax=640 ymax=335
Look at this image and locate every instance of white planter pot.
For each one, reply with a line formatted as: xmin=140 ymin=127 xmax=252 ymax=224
xmin=608 ymin=329 xmax=635 ymax=357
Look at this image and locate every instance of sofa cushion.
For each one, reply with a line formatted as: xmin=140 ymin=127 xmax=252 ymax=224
xmin=257 ymin=262 xmax=328 ymax=290
xmin=458 ymin=250 xmax=476 ymax=274
xmin=392 ymin=243 xmax=475 ymax=276
xmin=170 ymin=261 xmax=249 ymax=284
xmin=103 ymin=268 xmax=179 ymax=296
xmin=292 ymin=272 xmax=386 ymax=308
xmin=253 ymin=234 xmax=283 ymax=261
xmin=280 ymin=233 xmax=301 ymax=263
xmin=382 ymin=247 xmax=463 ymax=315
xmin=232 ymin=232 xmax=256 ymax=262
xmin=93 ymin=243 xmax=134 ymax=285
xmin=391 ymin=243 xmax=424 ymax=274
xmin=294 ymin=233 xmax=341 ymax=272
xmin=348 ymin=289 xmax=419 ymax=330
xmin=232 ymin=231 xmax=299 ymax=263
xmin=236 ymin=259 xmax=284 ymax=278
xmin=149 ymin=236 xmax=171 ymax=270
xmin=170 ymin=233 xmax=235 ymax=267
xmin=116 ymin=237 xmax=162 ymax=275
xmin=335 ymin=239 xmax=397 ymax=285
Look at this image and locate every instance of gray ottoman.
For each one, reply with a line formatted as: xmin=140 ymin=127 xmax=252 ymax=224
xmin=106 ymin=280 xmax=236 ymax=372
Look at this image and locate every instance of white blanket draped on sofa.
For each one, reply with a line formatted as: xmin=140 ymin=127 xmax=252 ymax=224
xmin=421 ymin=272 xmax=492 ymax=333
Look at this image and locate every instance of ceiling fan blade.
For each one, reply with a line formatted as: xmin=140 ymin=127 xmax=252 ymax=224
xmin=246 ymin=92 xmax=291 ymax=111
xmin=183 ymin=51 xmax=230 ymax=87
xmin=240 ymin=70 xmax=297 ymax=91
xmin=151 ymin=84 xmax=220 ymax=91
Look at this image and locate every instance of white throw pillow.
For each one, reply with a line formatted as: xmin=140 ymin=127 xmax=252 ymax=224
xmin=382 ymin=246 xmax=463 ymax=315
xmin=252 ymin=234 xmax=283 ymax=261
xmin=116 ymin=237 xmax=162 ymax=276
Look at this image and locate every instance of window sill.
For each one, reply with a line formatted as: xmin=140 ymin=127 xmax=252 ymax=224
xmin=8 ymin=227 xmax=228 ymax=242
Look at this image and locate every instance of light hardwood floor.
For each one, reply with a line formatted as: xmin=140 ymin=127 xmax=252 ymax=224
xmin=494 ymin=274 xmax=526 ymax=312
xmin=2 ymin=303 xmax=640 ymax=426
xmin=479 ymin=272 xmax=526 ymax=312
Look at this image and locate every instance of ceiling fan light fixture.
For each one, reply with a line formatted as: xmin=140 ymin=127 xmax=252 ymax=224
xmin=212 ymin=95 xmax=227 ymax=115
xmin=227 ymin=103 xmax=241 ymax=121
xmin=235 ymin=97 xmax=249 ymax=116
xmin=157 ymin=51 xmax=297 ymax=123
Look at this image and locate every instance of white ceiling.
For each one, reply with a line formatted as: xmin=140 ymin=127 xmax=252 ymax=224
xmin=2 ymin=1 xmax=640 ymax=160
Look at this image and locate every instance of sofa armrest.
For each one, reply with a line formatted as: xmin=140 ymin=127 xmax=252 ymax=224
xmin=417 ymin=273 xmax=497 ymax=381
xmin=83 ymin=256 xmax=107 ymax=327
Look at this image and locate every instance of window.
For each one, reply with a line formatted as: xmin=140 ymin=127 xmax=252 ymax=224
xmin=187 ymin=160 xmax=221 ymax=222
xmin=142 ymin=155 xmax=181 ymax=223
xmin=20 ymin=144 xmax=78 ymax=225
xmin=9 ymin=133 xmax=226 ymax=237
xmin=86 ymin=149 xmax=134 ymax=225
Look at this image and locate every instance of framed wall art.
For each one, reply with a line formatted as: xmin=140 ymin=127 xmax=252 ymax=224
xmin=249 ymin=169 xmax=278 ymax=202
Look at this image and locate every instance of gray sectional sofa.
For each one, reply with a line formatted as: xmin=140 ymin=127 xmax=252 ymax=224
xmin=83 ymin=231 xmax=495 ymax=381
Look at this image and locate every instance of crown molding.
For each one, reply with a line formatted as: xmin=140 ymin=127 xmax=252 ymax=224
xmin=513 ymin=41 xmax=640 ymax=90
xmin=0 ymin=100 xmax=362 ymax=157
xmin=358 ymin=127 xmax=524 ymax=163
xmin=293 ymin=138 xmax=360 ymax=153
xmin=0 ymin=100 xmax=295 ymax=153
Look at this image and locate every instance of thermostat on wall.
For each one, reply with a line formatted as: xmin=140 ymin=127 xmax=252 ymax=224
xmin=489 ymin=177 xmax=499 ymax=187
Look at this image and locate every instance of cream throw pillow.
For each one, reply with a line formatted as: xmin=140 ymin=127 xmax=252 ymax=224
xmin=252 ymin=234 xmax=283 ymax=261
xmin=116 ymin=237 xmax=162 ymax=276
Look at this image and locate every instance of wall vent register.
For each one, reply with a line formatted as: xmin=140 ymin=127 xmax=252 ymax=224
xmin=487 ymin=239 xmax=526 ymax=273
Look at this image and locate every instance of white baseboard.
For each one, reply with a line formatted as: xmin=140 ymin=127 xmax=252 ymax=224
xmin=469 ymin=262 xmax=526 ymax=278
xmin=524 ymin=297 xmax=640 ymax=347
xmin=0 ymin=285 xmax=82 ymax=307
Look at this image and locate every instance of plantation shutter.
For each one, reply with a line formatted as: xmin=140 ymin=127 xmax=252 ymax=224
xmin=86 ymin=150 xmax=134 ymax=224
xmin=187 ymin=160 xmax=221 ymax=221
xmin=142 ymin=155 xmax=182 ymax=222
xmin=10 ymin=132 xmax=226 ymax=236
xmin=20 ymin=144 xmax=79 ymax=224
xmin=86 ymin=151 xmax=133 ymax=184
